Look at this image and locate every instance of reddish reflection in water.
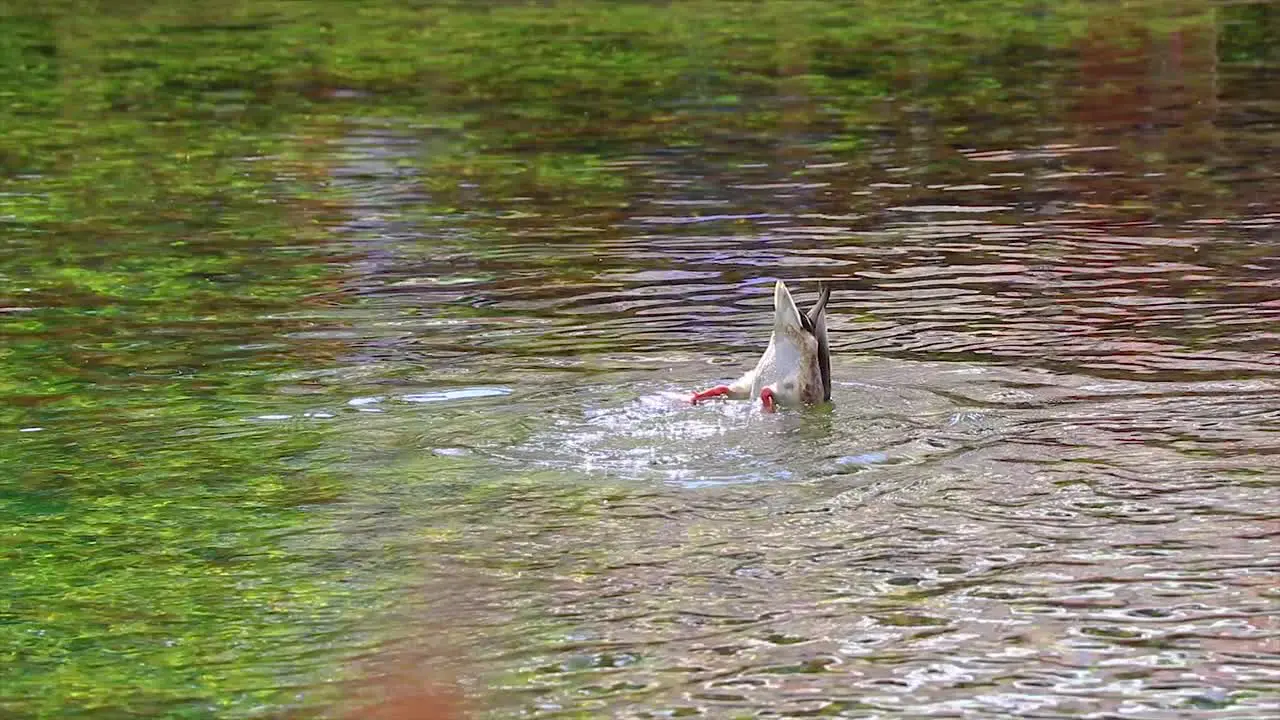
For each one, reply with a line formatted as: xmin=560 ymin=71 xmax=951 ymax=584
xmin=342 ymin=684 xmax=468 ymax=720
xmin=338 ymin=661 xmax=470 ymax=720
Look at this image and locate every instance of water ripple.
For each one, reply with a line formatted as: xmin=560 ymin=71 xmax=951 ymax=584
xmin=298 ymin=71 xmax=1280 ymax=718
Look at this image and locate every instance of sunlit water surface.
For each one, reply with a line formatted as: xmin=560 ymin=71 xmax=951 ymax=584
xmin=3 ymin=2 xmax=1279 ymax=718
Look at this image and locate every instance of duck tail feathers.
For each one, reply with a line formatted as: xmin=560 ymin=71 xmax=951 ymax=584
xmin=809 ymin=282 xmax=832 ymax=402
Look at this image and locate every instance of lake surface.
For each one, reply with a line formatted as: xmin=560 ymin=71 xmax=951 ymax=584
xmin=2 ymin=1 xmax=1278 ymax=717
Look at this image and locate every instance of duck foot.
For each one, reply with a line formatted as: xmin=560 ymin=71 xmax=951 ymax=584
xmin=760 ymin=388 xmax=776 ymax=413
xmin=690 ymin=385 xmax=731 ymax=404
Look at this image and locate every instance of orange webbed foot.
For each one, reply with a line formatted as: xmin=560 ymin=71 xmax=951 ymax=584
xmin=691 ymin=385 xmax=732 ymax=404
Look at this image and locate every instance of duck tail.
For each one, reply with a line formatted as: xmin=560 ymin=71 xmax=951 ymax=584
xmin=808 ymin=283 xmax=832 ymax=402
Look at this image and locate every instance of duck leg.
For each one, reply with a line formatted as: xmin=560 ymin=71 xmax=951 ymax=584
xmin=690 ymin=372 xmax=755 ymax=404
xmin=759 ymin=388 xmax=777 ymax=412
xmin=690 ymin=385 xmax=732 ymax=404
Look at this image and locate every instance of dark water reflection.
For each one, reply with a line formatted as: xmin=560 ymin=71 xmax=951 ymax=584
xmin=3 ymin=1 xmax=1280 ymax=718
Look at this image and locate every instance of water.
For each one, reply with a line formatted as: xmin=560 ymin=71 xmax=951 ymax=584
xmin=2 ymin=1 xmax=1279 ymax=717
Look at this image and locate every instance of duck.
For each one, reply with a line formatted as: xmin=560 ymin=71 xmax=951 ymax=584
xmin=691 ymin=279 xmax=831 ymax=412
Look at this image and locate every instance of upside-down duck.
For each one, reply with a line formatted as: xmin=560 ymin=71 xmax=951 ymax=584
xmin=691 ymin=280 xmax=831 ymax=412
